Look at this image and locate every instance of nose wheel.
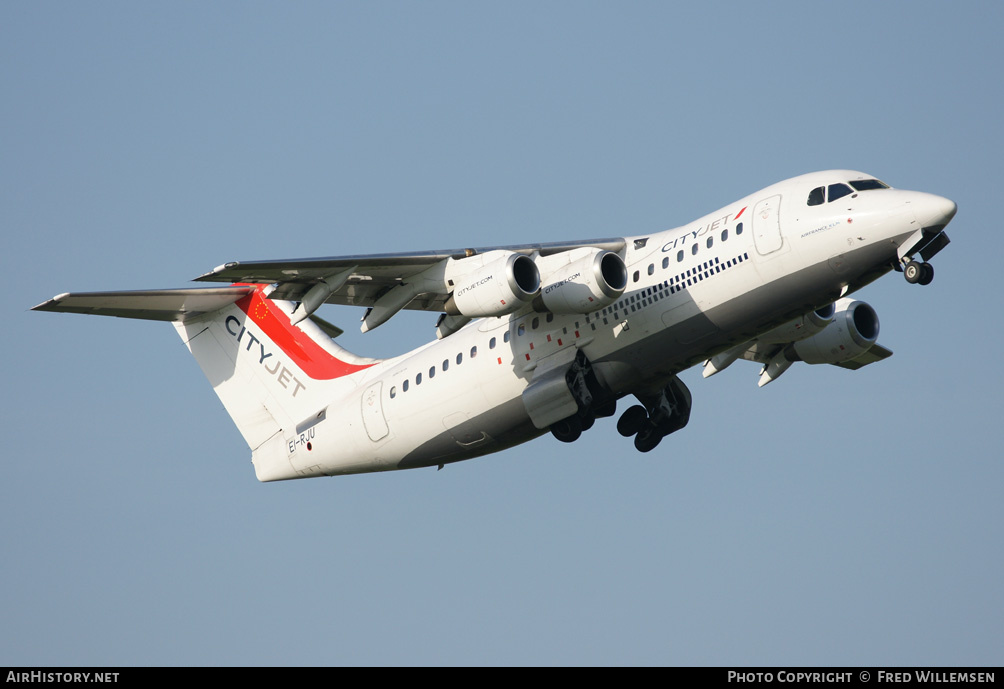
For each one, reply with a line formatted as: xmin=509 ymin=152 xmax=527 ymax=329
xmin=904 ymin=260 xmax=934 ymax=286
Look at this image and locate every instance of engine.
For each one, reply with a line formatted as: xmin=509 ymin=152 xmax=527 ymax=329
xmin=788 ymin=298 xmax=880 ymax=364
xmin=443 ymin=250 xmax=541 ymax=318
xmin=533 ymin=248 xmax=627 ymax=314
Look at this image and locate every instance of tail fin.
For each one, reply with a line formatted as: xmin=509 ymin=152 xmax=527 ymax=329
xmin=34 ymin=285 xmax=379 ymax=480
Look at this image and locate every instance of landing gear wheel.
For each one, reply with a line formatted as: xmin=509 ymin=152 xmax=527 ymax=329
xmin=617 ymin=405 xmax=649 ymax=437
xmin=634 ymin=427 xmax=662 ymax=453
xmin=579 ymin=412 xmax=595 ymax=432
xmin=550 ymin=415 xmax=583 ymax=443
xmin=919 ymin=262 xmax=934 ymax=286
xmin=904 ymin=260 xmax=923 ymax=284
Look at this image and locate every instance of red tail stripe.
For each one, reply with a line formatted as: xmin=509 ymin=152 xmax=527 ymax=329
xmin=235 ymin=287 xmax=374 ymax=380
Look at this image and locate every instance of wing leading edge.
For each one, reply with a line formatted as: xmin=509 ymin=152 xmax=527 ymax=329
xmin=193 ymin=238 xmax=627 ymax=313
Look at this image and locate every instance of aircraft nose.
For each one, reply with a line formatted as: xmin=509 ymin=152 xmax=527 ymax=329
xmin=911 ymin=193 xmax=957 ymax=232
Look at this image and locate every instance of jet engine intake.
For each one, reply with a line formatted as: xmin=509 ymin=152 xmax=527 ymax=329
xmin=534 ymin=249 xmax=627 ymax=314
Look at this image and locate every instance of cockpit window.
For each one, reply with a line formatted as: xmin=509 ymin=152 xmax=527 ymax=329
xmin=807 ymin=186 xmax=825 ymax=206
xmin=849 ymin=179 xmax=890 ymax=192
xmin=828 ymin=183 xmax=853 ymax=202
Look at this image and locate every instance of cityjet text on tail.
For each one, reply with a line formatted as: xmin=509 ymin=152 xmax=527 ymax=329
xmin=34 ymin=170 xmax=957 ymax=480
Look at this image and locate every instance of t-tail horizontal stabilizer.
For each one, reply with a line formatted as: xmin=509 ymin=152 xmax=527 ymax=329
xmin=32 ymin=286 xmax=255 ymax=322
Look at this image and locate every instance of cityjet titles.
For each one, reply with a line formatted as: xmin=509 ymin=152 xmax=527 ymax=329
xmin=661 ymin=211 xmax=738 ymax=252
xmin=544 ymin=272 xmax=580 ymax=294
xmin=225 ymin=315 xmax=306 ymax=397
xmin=456 ymin=275 xmax=493 ymax=297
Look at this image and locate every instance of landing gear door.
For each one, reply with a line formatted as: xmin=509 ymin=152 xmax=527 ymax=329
xmin=361 ymin=381 xmax=390 ymax=442
xmin=521 ymin=346 xmax=579 ymax=430
xmin=752 ymin=194 xmax=783 ymax=255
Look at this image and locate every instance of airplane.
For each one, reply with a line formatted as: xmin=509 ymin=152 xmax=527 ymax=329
xmin=33 ymin=170 xmax=957 ymax=481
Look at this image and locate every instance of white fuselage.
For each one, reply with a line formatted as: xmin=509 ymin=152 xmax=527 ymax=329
xmin=284 ymin=170 xmax=952 ymax=477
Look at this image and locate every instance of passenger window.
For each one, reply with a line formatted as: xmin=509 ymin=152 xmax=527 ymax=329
xmin=518 ymin=324 xmax=525 ymax=336
xmin=545 ymin=313 xmax=553 ymax=323
xmin=706 ymin=236 xmax=713 ymax=249
xmin=648 ymin=263 xmax=654 ymax=275
xmin=443 ymin=359 xmax=449 ymax=371
xmin=633 ymin=270 xmax=640 ymax=283
xmin=470 ymin=346 xmax=477 ymax=358
xmin=390 ymin=386 xmax=396 ymax=399
xmin=403 ymin=380 xmax=409 ymax=392
xmin=691 ymin=243 xmax=699 ymax=255
xmin=736 ymin=222 xmax=743 ymax=235
xmin=531 ymin=317 xmax=539 ymax=330
xmin=503 ymin=331 xmax=510 ymax=343
xmin=662 ymin=257 xmax=669 ymax=269
xmin=721 ymin=228 xmax=728 ymax=241
xmin=416 ymin=372 xmax=422 ymax=385
xmin=807 ymin=186 xmax=825 ymax=206
xmin=677 ymin=250 xmax=684 ymax=262
xmin=828 ymin=183 xmax=853 ymax=202
xmin=429 ymin=366 xmax=435 ymax=379
xmin=456 ymin=352 xmax=462 ymax=365
xmin=489 ymin=337 xmax=496 ymax=349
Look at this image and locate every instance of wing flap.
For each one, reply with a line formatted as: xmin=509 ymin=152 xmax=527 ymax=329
xmin=830 ymin=343 xmax=893 ymax=370
xmin=32 ymin=286 xmax=255 ymax=322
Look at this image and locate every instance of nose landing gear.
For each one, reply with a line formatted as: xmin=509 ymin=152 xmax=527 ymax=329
xmin=903 ymin=260 xmax=934 ymax=286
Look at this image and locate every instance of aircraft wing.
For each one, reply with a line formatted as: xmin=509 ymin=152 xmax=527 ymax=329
xmin=735 ymin=340 xmax=893 ymax=369
xmin=703 ymin=299 xmax=895 ymax=387
xmin=193 ymin=238 xmax=627 ymax=312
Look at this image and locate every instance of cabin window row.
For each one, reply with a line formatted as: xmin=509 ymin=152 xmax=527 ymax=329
xmin=390 ymin=236 xmax=754 ymax=397
xmin=633 ymin=222 xmax=744 ymax=282
xmin=667 ymin=252 xmax=749 ymax=295
xmin=600 ymin=252 xmax=749 ymax=323
xmin=389 ymin=337 xmax=503 ymax=398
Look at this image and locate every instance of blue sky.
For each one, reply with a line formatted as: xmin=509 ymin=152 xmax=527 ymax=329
xmin=2 ymin=2 xmax=1001 ymax=666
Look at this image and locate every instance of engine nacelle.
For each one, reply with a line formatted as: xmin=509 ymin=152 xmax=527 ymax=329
xmin=758 ymin=303 xmax=836 ymax=345
xmin=444 ymin=250 xmax=540 ymax=318
xmin=789 ymin=299 xmax=880 ymax=364
xmin=533 ymin=249 xmax=627 ymax=314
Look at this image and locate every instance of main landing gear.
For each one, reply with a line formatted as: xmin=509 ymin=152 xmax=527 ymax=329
xmin=549 ymin=352 xmax=617 ymax=444
xmin=615 ymin=376 xmax=692 ymax=453
xmin=903 ymin=260 xmax=934 ymax=286
xmin=546 ymin=353 xmax=692 ymax=453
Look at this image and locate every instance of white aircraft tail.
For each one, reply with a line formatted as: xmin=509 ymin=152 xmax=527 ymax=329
xmin=34 ymin=285 xmax=380 ymax=480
